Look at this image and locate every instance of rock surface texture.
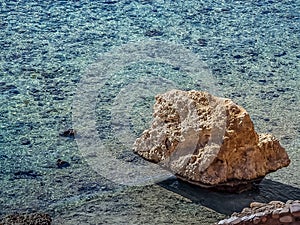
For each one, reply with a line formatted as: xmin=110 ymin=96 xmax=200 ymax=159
xmin=0 ymin=213 xmax=52 ymax=225
xmin=216 ymin=200 xmax=300 ymax=225
xmin=133 ymin=90 xmax=290 ymax=191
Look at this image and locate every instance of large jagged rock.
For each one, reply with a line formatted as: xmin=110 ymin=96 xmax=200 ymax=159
xmin=133 ymin=90 xmax=290 ymax=192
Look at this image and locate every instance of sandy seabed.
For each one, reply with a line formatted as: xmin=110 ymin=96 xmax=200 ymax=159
xmin=0 ymin=0 xmax=299 ymax=224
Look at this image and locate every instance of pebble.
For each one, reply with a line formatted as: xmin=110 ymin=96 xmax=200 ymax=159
xmin=20 ymin=137 xmax=31 ymax=145
xmin=269 ymin=201 xmax=285 ymax=207
xmin=290 ymin=204 xmax=300 ymax=217
xmin=274 ymin=51 xmax=287 ymax=57
xmin=252 ymin=217 xmax=261 ymax=224
xmin=261 ymin=216 xmax=268 ymax=223
xmin=250 ymin=202 xmax=265 ymax=208
xmin=196 ymin=38 xmax=208 ymax=47
xmin=144 ymin=29 xmax=163 ymax=37
xmin=56 ymin=159 xmax=70 ymax=168
xmin=272 ymin=209 xmax=281 ymax=219
xmin=59 ymin=129 xmax=76 ymax=137
xmin=279 ymin=215 xmax=293 ymax=223
xmin=279 ymin=206 xmax=290 ymax=216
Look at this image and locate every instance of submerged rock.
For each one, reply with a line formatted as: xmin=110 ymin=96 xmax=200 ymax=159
xmin=59 ymin=129 xmax=76 ymax=138
xmin=13 ymin=170 xmax=42 ymax=179
xmin=56 ymin=159 xmax=70 ymax=168
xmin=133 ymin=90 xmax=290 ymax=192
xmin=216 ymin=200 xmax=300 ymax=225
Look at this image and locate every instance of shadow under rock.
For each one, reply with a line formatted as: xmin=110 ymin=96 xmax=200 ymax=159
xmin=159 ymin=178 xmax=300 ymax=215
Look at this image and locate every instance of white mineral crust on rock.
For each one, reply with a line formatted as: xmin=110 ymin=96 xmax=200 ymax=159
xmin=133 ymin=90 xmax=290 ymax=188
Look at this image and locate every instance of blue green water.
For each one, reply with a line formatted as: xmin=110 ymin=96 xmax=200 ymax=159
xmin=0 ymin=0 xmax=299 ymax=224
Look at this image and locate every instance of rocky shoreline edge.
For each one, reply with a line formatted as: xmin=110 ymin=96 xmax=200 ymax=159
xmin=1 ymin=200 xmax=299 ymax=225
xmin=216 ymin=200 xmax=300 ymax=225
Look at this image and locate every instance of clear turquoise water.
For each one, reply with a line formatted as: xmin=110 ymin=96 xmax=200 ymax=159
xmin=0 ymin=0 xmax=299 ymax=224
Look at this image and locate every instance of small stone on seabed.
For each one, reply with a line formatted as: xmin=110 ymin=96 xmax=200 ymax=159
xmin=56 ymin=159 xmax=70 ymax=168
xmin=20 ymin=137 xmax=31 ymax=145
xmin=59 ymin=129 xmax=76 ymax=137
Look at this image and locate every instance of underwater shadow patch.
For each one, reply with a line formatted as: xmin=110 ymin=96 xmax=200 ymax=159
xmin=159 ymin=178 xmax=300 ymax=215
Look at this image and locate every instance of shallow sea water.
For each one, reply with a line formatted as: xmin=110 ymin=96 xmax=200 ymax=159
xmin=0 ymin=0 xmax=299 ymax=224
